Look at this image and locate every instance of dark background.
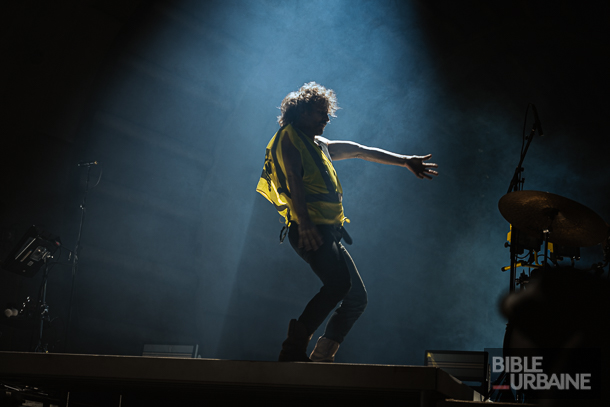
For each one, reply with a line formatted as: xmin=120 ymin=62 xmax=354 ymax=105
xmin=1 ymin=0 xmax=608 ymax=365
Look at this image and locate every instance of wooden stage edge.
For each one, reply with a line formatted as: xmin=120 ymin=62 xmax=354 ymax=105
xmin=0 ymin=351 xmax=484 ymax=406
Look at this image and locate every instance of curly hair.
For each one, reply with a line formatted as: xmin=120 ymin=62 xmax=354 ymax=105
xmin=277 ymin=82 xmax=339 ymax=127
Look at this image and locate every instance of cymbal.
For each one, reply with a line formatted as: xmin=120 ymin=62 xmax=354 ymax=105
xmin=498 ymin=190 xmax=607 ymax=247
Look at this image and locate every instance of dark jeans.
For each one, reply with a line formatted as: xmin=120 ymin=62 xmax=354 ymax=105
xmin=288 ymin=223 xmax=368 ymax=344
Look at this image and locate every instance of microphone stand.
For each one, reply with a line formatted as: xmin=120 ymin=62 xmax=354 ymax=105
xmin=505 ymin=104 xmax=539 ymax=293
xmin=34 ymin=257 xmax=53 ymax=352
xmin=64 ymin=164 xmax=93 ymax=351
xmin=492 ymin=105 xmax=542 ymax=403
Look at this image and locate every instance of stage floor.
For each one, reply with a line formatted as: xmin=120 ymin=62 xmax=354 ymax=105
xmin=0 ymin=351 xmax=483 ymax=406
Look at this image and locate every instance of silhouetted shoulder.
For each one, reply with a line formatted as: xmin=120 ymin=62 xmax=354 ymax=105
xmin=315 ymin=136 xmax=330 ymax=146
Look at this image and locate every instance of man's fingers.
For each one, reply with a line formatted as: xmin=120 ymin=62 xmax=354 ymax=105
xmin=306 ymin=238 xmax=321 ymax=251
xmin=299 ymin=236 xmax=313 ymax=251
xmin=299 ymin=228 xmax=323 ymax=251
xmin=302 ymin=234 xmax=312 ymax=251
xmin=314 ymin=232 xmax=323 ymax=249
xmin=309 ymin=231 xmax=323 ymax=251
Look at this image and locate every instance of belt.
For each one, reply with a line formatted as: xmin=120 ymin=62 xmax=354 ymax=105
xmin=279 ymin=223 xmax=353 ymax=245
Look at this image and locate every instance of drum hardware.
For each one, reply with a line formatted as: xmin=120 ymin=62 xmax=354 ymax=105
xmin=498 ymin=191 xmax=607 ymax=248
xmin=516 ymin=271 xmax=530 ymax=287
xmin=504 ymin=224 xmax=541 ymax=254
xmin=500 ymin=261 xmax=540 ymax=272
xmin=499 ymin=190 xmax=608 ymax=290
xmin=500 ymin=244 xmax=542 ymax=293
xmin=492 ymin=105 xmax=608 ymax=403
xmin=502 ymin=103 xmax=545 ymax=294
xmin=549 ymin=243 xmax=580 ymax=264
xmin=496 ymin=192 xmax=608 ymax=401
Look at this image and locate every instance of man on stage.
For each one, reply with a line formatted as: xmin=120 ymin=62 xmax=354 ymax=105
xmin=256 ymin=82 xmax=438 ymax=362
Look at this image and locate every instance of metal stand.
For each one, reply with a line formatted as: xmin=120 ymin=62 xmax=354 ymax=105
xmin=495 ymin=104 xmax=542 ymax=402
xmin=505 ymin=104 xmax=541 ymax=293
xmin=34 ymin=258 xmax=53 ymax=352
xmin=64 ymin=164 xmax=93 ymax=351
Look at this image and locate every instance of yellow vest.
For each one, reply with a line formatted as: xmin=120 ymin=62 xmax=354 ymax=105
xmin=256 ymin=124 xmax=346 ymax=225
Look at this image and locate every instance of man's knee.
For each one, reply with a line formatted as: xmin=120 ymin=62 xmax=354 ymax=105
xmin=323 ymin=279 xmax=352 ymax=302
xmin=353 ymin=291 xmax=368 ymax=314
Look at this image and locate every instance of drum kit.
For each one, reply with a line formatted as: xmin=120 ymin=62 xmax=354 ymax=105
xmin=495 ymin=190 xmax=610 ymax=403
xmin=497 ymin=104 xmax=609 ymax=292
xmin=491 ymin=105 xmax=610 ymax=402
xmin=498 ymin=190 xmax=609 ymax=292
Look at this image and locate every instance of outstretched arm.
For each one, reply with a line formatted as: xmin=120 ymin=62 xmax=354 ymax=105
xmin=326 ymin=140 xmax=439 ymax=180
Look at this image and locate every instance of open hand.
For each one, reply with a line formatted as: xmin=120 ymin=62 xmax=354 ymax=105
xmin=298 ymin=221 xmax=323 ymax=251
xmin=405 ymin=154 xmax=438 ymax=180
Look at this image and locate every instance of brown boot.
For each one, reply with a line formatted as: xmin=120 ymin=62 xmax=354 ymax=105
xmin=278 ymin=319 xmax=313 ymax=362
xmin=310 ymin=336 xmax=340 ymax=362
